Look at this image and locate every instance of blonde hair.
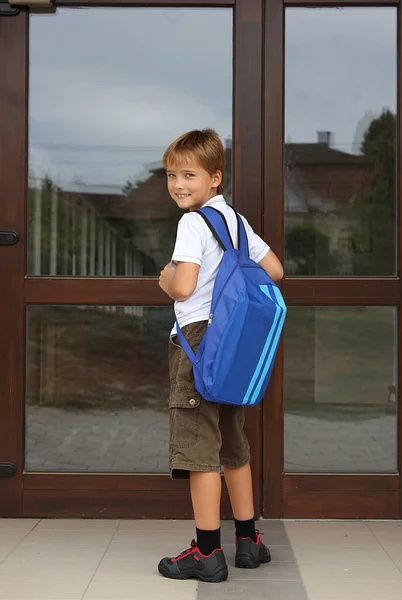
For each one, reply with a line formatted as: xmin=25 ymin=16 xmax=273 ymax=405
xmin=163 ymin=128 xmax=225 ymax=194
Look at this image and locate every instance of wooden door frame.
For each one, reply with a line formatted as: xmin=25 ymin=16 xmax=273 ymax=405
xmin=263 ymin=0 xmax=402 ymax=519
xmin=0 ymin=11 xmax=28 ymax=517
xmin=0 ymin=0 xmax=265 ymax=519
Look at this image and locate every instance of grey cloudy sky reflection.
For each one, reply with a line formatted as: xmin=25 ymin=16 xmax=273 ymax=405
xmin=285 ymin=7 xmax=396 ymax=149
xmin=29 ymin=6 xmax=396 ymax=188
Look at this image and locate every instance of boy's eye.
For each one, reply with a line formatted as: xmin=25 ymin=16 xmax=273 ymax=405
xmin=185 ymin=173 xmax=195 ymax=178
xmin=167 ymin=173 xmax=175 ymax=178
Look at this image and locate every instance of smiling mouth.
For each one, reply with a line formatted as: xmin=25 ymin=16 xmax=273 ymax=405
xmin=176 ymin=194 xmax=190 ymax=200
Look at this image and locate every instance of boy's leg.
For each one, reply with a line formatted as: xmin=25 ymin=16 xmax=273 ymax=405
xmin=220 ymin=407 xmax=271 ymax=569
xmin=158 ymin=323 xmax=227 ymax=582
xmin=190 ymin=471 xmax=221 ymax=556
xmin=223 ymin=463 xmax=256 ymax=540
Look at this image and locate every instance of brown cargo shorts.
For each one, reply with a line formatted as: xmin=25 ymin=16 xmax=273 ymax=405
xmin=168 ymin=320 xmax=251 ymax=479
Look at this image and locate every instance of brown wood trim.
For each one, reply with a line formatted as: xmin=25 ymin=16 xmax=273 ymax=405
xmin=398 ymin=1 xmax=402 ymax=520
xmin=0 ymin=12 xmax=28 ymax=518
xmin=25 ymin=277 xmax=172 ymax=305
xmin=284 ymin=474 xmax=399 ymax=492
xmin=234 ymin=0 xmax=264 ymax=518
xmin=23 ymin=489 xmax=233 ymax=519
xmin=283 ymin=278 xmax=400 ymax=305
xmin=24 ymin=473 xmax=189 ymax=491
xmin=262 ymin=0 xmax=284 ymax=519
xmin=55 ymin=0 xmax=234 ymax=6
xmin=284 ymin=491 xmax=399 ymax=519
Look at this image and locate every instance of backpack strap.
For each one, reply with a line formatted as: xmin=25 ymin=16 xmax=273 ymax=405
xmin=195 ymin=207 xmax=234 ymax=251
xmin=228 ymin=205 xmax=250 ymax=257
xmin=175 ymin=324 xmax=195 ymax=363
xmin=196 ymin=206 xmax=250 ymax=257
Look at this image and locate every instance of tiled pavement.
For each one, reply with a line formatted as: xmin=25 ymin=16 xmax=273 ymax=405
xmin=1 ymin=519 xmax=402 ymax=599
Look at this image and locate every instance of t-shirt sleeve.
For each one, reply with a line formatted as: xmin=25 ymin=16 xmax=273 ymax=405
xmin=240 ymin=215 xmax=270 ymax=264
xmin=171 ymin=213 xmax=206 ymax=266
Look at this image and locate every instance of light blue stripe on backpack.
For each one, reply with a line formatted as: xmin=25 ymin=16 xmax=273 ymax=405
xmin=248 ymin=286 xmax=287 ymax=405
xmin=242 ymin=285 xmax=280 ymax=405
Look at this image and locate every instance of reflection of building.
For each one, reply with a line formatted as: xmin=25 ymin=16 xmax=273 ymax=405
xmin=285 ymin=132 xmax=373 ymax=275
xmin=28 ymin=145 xmax=233 ymax=276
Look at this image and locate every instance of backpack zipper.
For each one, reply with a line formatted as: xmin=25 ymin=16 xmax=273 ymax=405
xmin=208 ymin=264 xmax=238 ymax=326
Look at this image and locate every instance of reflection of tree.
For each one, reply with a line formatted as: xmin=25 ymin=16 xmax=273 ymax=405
xmin=350 ymin=109 xmax=396 ymax=275
xmin=285 ymin=225 xmax=340 ymax=276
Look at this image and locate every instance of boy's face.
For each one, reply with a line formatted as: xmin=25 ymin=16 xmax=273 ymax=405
xmin=166 ymin=158 xmax=222 ymax=211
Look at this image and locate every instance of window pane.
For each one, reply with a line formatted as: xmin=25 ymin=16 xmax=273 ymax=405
xmin=26 ymin=306 xmax=173 ymax=473
xmin=284 ymin=307 xmax=397 ymax=473
xmin=285 ymin=8 xmax=397 ymax=276
xmin=28 ymin=8 xmax=233 ymax=276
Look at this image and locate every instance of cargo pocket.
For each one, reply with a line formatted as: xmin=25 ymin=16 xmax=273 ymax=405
xmin=169 ymin=391 xmax=201 ymax=449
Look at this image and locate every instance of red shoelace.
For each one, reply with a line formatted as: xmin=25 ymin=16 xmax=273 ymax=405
xmin=171 ymin=540 xmax=198 ymax=563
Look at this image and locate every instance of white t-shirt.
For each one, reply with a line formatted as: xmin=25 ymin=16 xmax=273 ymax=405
xmin=171 ymin=195 xmax=270 ymax=334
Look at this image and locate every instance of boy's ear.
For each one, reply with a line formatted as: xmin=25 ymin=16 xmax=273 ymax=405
xmin=213 ymin=170 xmax=223 ymax=188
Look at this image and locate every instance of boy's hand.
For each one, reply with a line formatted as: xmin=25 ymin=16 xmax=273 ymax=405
xmin=159 ymin=263 xmax=176 ymax=295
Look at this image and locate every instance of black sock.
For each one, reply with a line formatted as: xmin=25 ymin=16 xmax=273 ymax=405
xmin=196 ymin=527 xmax=221 ymax=556
xmin=234 ymin=518 xmax=257 ymax=542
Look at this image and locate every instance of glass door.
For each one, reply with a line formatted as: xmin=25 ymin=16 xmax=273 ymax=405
xmin=263 ymin=0 xmax=401 ymax=519
xmin=0 ymin=0 xmax=266 ymax=519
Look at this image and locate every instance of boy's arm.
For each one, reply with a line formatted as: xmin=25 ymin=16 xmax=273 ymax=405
xmin=258 ymin=250 xmax=284 ymax=282
xmin=159 ymin=262 xmax=200 ymax=301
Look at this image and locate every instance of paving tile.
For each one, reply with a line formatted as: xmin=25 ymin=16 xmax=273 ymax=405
xmin=369 ymin=531 xmax=402 ymax=546
xmin=291 ymin=544 xmax=391 ymax=564
xmin=0 ymin=544 xmax=104 ymax=578
xmin=0 ymin=520 xmax=40 ymax=531
xmin=299 ymin=561 xmax=402 ymax=582
xmin=111 ymin=529 xmax=195 ymax=547
xmin=83 ymin=577 xmax=197 ymax=600
xmin=285 ymin=520 xmax=368 ymax=533
xmin=20 ymin=530 xmax=114 ymax=546
xmin=288 ymin=530 xmax=377 ymax=547
xmin=365 ymin=521 xmax=402 ymax=533
xmin=117 ymin=519 xmax=194 ymax=531
xmin=304 ymin=581 xmax=402 ymax=600
xmin=93 ymin=543 xmax=181 ymax=579
xmin=382 ymin=546 xmax=402 ymax=565
xmin=35 ymin=519 xmax=119 ymax=531
xmin=0 ymin=576 xmax=89 ymax=599
xmin=197 ymin=580 xmax=308 ymax=599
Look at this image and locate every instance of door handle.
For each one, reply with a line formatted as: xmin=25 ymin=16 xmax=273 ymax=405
xmin=0 ymin=231 xmax=19 ymax=245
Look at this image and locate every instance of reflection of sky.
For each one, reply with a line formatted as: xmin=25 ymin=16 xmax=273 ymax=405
xmin=29 ymin=7 xmax=396 ymax=187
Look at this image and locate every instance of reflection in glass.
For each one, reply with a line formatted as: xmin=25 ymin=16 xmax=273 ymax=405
xmin=284 ymin=8 xmax=396 ymax=276
xmin=28 ymin=8 xmax=233 ymax=276
xmin=284 ymin=307 xmax=397 ymax=473
xmin=26 ymin=306 xmax=174 ymax=473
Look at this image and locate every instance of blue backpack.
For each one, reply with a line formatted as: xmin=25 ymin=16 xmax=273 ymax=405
xmin=176 ymin=206 xmax=287 ymax=407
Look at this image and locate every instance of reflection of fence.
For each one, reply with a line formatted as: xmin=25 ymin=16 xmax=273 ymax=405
xmin=30 ymin=184 xmax=144 ymax=280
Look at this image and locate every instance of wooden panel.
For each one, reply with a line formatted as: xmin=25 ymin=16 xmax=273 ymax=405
xmin=24 ymin=473 xmax=189 ymax=491
xmin=234 ymin=0 xmax=264 ymax=518
xmin=0 ymin=12 xmax=28 ymax=518
xmin=283 ymin=278 xmax=400 ymax=305
xmin=398 ymin=2 xmax=402 ymax=520
xmin=284 ymin=474 xmax=399 ymax=492
xmin=23 ymin=489 xmax=233 ymax=519
xmin=262 ymin=0 xmax=284 ymax=519
xmin=284 ymin=491 xmax=399 ymax=520
xmin=25 ymin=277 xmax=171 ymax=305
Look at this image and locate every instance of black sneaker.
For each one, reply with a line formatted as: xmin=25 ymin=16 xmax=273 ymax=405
xmin=235 ymin=531 xmax=272 ymax=569
xmin=158 ymin=540 xmax=228 ymax=583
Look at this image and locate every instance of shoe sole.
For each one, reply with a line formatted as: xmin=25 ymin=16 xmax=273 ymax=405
xmin=158 ymin=563 xmax=228 ymax=583
xmin=235 ymin=554 xmax=272 ymax=569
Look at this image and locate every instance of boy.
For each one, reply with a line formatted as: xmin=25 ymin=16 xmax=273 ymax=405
xmin=158 ymin=129 xmax=284 ymax=583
